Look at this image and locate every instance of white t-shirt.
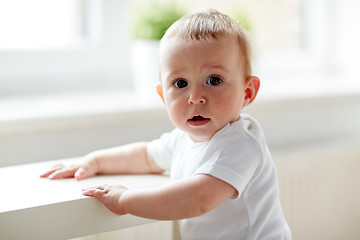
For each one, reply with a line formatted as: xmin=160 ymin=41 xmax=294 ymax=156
xmin=148 ymin=114 xmax=291 ymax=240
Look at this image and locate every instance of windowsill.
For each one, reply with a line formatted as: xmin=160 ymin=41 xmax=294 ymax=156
xmin=257 ymin=70 xmax=360 ymax=100
xmin=1 ymin=72 xmax=359 ymax=135
xmin=0 ymin=90 xmax=166 ymax=135
xmin=0 ymin=90 xmax=163 ymax=121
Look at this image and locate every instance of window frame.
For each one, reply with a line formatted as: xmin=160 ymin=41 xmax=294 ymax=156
xmin=0 ymin=0 xmax=133 ymax=97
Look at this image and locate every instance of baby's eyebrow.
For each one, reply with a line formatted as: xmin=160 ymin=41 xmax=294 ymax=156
xmin=167 ymin=69 xmax=186 ymax=77
xmin=163 ymin=70 xmax=186 ymax=82
xmin=204 ymin=64 xmax=229 ymax=73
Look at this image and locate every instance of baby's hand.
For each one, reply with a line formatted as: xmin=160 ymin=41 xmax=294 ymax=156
xmin=40 ymin=159 xmax=98 ymax=180
xmin=82 ymin=184 xmax=128 ymax=215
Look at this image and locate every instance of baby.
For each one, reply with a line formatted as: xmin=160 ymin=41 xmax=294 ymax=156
xmin=42 ymin=9 xmax=291 ymax=240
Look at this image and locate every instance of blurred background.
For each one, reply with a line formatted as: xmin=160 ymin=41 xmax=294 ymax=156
xmin=0 ymin=0 xmax=359 ymax=239
xmin=0 ymin=0 xmax=360 ymax=97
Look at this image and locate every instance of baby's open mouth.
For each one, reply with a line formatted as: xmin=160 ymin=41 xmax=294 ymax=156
xmin=188 ymin=115 xmax=210 ymax=126
xmin=191 ymin=115 xmax=206 ymax=121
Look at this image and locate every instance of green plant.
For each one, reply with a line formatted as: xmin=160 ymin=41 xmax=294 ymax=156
xmin=131 ymin=1 xmax=186 ymax=40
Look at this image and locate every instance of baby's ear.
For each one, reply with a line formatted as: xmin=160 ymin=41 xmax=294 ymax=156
xmin=156 ymin=83 xmax=165 ymax=103
xmin=244 ymin=76 xmax=260 ymax=107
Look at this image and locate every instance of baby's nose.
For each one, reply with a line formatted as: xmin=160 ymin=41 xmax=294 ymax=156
xmin=188 ymin=92 xmax=206 ymax=105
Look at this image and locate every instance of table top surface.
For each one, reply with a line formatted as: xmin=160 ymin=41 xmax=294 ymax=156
xmin=0 ymin=158 xmax=170 ymax=239
xmin=0 ymin=158 xmax=169 ymax=213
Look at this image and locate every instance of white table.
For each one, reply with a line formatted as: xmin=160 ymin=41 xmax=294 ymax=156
xmin=0 ymin=159 xmax=169 ymax=240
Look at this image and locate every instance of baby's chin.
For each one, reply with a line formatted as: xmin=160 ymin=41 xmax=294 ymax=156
xmin=179 ymin=120 xmax=227 ymax=142
xmin=188 ymin=135 xmax=211 ymax=142
xmin=187 ymin=129 xmax=219 ymax=142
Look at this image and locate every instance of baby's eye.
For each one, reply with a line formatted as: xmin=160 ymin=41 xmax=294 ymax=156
xmin=206 ymin=76 xmax=222 ymax=86
xmin=174 ymin=79 xmax=188 ymax=88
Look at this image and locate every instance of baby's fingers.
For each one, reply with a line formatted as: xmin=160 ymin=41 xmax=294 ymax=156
xmin=82 ymin=185 xmax=107 ymax=197
xmin=82 ymin=185 xmax=127 ymax=215
xmin=48 ymin=168 xmax=77 ymax=179
xmin=74 ymin=165 xmax=97 ymax=180
xmin=40 ymin=164 xmax=65 ymax=178
xmin=82 ymin=187 xmax=96 ymax=196
xmin=41 ymin=164 xmax=79 ymax=180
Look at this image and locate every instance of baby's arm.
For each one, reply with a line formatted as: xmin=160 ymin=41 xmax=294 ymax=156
xmin=83 ymin=174 xmax=236 ymax=220
xmin=40 ymin=142 xmax=164 ymax=180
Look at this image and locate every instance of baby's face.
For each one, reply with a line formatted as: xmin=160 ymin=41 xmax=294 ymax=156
xmin=159 ymin=36 xmax=248 ymax=141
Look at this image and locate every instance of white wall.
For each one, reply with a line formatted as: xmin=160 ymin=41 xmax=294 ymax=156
xmin=244 ymin=93 xmax=360 ymax=149
xmin=0 ymin=104 xmax=173 ymax=167
xmin=274 ymin=136 xmax=360 ymax=240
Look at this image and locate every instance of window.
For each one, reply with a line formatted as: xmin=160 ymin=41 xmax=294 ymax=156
xmin=1 ymin=0 xmax=359 ymax=98
xmin=0 ymin=0 xmax=82 ymax=49
xmin=0 ymin=0 xmax=133 ymax=97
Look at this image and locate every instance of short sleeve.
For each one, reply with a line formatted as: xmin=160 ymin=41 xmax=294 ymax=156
xmin=147 ymin=128 xmax=183 ymax=171
xmin=195 ymin=121 xmax=263 ymax=199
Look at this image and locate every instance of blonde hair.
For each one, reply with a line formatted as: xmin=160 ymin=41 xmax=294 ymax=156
xmin=161 ymin=9 xmax=252 ymax=77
